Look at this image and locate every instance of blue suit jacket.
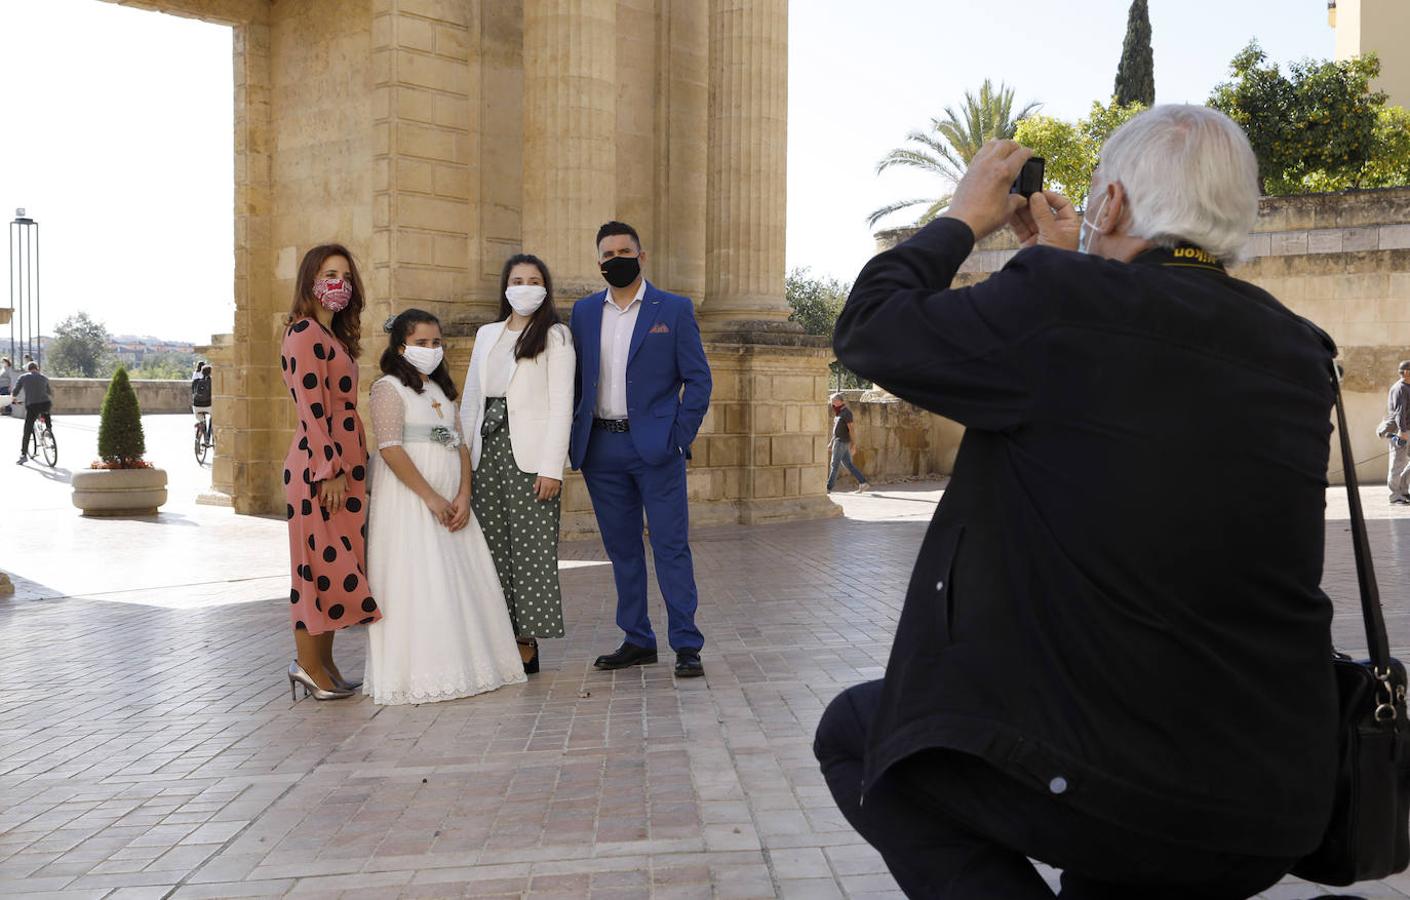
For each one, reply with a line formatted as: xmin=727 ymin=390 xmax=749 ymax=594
xmin=569 ymin=281 xmax=712 ymax=470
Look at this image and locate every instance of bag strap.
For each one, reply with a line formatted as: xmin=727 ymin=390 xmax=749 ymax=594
xmin=1331 ymin=362 xmax=1392 ymax=669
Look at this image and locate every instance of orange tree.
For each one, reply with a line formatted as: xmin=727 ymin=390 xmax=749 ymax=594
xmin=1208 ymin=41 xmax=1388 ymax=194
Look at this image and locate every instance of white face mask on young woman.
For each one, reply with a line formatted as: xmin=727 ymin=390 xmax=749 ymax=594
xmin=505 ymin=284 xmax=547 ymax=317
xmin=402 ymin=345 xmax=444 ymax=375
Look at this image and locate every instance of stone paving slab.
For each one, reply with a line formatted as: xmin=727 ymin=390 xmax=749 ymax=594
xmin=2 ymin=414 xmax=1409 ymax=897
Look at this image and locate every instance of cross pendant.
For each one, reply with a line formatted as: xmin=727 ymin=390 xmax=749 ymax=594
xmin=430 ymin=399 xmax=443 ymax=418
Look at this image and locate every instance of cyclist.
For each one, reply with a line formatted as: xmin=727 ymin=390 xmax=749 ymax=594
xmin=14 ymin=362 xmax=52 ymax=465
xmin=191 ymin=363 xmax=213 ymax=442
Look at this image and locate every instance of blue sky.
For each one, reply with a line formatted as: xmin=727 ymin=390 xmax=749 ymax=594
xmin=0 ymin=1 xmax=1335 ymax=342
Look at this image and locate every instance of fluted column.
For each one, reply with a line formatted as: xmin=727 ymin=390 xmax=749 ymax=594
xmin=522 ymin=0 xmax=617 ymax=298
xmin=652 ymin=0 xmax=709 ymax=301
xmin=704 ymin=0 xmax=789 ymax=326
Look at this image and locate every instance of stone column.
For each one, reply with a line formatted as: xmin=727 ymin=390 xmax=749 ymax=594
xmin=652 ymin=0 xmax=710 ymax=301
xmin=704 ymin=0 xmax=789 ymax=327
xmin=522 ymin=0 xmax=617 ymax=299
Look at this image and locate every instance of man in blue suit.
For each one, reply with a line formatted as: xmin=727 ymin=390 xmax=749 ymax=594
xmin=570 ymin=221 xmax=713 ymax=678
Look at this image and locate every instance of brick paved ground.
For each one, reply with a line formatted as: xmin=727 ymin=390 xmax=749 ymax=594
xmin=2 ymin=414 xmax=1410 ymax=898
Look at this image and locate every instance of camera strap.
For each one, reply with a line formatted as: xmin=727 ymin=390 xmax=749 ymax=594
xmin=1130 ymin=244 xmax=1227 ymax=274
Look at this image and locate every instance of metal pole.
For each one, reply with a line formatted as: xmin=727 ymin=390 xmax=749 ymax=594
xmin=8 ymin=222 xmax=14 ymax=362
xmin=33 ymin=221 xmax=39 ymax=367
xmin=22 ymin=224 xmax=29 ymax=362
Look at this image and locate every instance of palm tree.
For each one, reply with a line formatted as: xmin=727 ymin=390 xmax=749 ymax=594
xmin=867 ymin=79 xmax=1041 ymax=228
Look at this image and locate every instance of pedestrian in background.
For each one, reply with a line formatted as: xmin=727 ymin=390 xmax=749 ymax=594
xmin=1387 ymin=359 xmax=1410 ymax=504
xmin=0 ymin=357 xmax=14 ymax=416
xmin=827 ymin=393 xmax=871 ymax=493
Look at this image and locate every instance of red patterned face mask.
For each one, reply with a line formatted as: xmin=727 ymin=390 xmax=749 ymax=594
xmin=312 ymin=278 xmax=352 ymax=312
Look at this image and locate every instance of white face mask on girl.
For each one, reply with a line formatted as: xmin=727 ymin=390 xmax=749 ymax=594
xmin=505 ymin=284 xmax=547 ymax=316
xmin=402 ymin=345 xmax=444 ymax=375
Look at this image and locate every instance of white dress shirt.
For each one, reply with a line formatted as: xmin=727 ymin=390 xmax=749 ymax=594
xmin=596 ymin=281 xmax=646 ymax=419
xmin=483 ymin=325 xmax=521 ymax=399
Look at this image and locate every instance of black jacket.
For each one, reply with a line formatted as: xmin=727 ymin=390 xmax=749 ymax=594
xmin=835 ymin=218 xmax=1339 ymax=857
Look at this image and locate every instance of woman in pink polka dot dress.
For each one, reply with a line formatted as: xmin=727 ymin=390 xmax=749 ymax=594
xmin=280 ymin=244 xmax=380 ymax=701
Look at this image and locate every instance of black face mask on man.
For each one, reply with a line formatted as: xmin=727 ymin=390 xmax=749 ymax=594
xmin=600 ymin=255 xmax=641 ymax=289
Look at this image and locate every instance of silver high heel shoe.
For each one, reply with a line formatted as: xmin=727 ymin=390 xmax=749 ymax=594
xmin=288 ymin=661 xmax=355 ymax=701
xmin=330 ymin=673 xmax=363 ymax=691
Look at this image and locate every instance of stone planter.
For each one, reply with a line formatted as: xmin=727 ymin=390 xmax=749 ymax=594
xmin=71 ymin=468 xmax=168 ymax=517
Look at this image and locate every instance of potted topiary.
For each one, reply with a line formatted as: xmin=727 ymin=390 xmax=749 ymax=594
xmin=71 ymin=368 xmax=168 ymax=517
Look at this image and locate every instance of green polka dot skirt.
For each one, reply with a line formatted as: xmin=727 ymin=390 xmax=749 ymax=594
xmin=470 ymin=398 xmax=566 ymax=638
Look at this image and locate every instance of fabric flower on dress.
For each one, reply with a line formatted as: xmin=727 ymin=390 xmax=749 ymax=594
xmin=430 ymin=425 xmax=461 ymax=449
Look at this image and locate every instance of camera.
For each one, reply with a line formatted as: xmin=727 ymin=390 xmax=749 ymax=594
xmin=1010 ymin=156 xmax=1045 ymax=199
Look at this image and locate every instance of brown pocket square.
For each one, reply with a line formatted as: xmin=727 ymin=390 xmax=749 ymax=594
xmin=649 ymin=322 xmax=670 ymax=334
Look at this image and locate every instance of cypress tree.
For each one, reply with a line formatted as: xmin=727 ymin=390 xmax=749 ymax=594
xmin=1114 ymin=0 xmax=1155 ymax=107
xmin=97 ymin=367 xmax=147 ymax=467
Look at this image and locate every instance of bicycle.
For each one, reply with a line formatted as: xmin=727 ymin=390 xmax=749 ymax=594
xmin=194 ymin=411 xmax=214 ymax=465
xmin=25 ymin=412 xmax=57 ymax=467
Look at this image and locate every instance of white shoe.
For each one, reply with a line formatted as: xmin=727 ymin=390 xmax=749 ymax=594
xmin=854 ymin=482 xmax=870 ymax=493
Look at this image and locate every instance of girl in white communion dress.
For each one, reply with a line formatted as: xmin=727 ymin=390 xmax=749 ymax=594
xmin=363 ymin=309 xmax=526 ymax=705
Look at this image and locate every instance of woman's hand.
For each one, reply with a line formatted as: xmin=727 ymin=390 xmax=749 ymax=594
xmin=424 ymin=493 xmax=453 ymax=527
xmin=317 ymin=474 xmax=348 ymax=514
xmin=533 ymin=476 xmax=562 ymax=502
xmin=447 ymin=491 xmax=472 ymax=532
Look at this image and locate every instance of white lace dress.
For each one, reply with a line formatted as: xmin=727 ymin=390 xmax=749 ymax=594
xmin=363 ymin=375 xmax=527 ymax=705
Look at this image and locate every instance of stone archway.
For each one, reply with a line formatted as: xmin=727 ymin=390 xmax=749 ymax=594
xmin=108 ymin=0 xmax=839 ymax=530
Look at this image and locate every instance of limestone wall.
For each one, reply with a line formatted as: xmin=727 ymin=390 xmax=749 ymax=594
xmin=39 ymin=378 xmax=193 ymax=416
xmin=875 ymin=187 xmax=1410 ymax=487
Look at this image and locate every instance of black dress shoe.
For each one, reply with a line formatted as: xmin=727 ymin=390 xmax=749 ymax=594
xmin=520 ymin=638 xmax=540 ymax=675
xmin=674 ymin=651 xmax=704 ymax=678
xmin=594 ymin=642 xmax=658 ymax=670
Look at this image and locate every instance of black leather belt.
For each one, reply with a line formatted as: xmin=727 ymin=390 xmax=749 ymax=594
xmin=593 ymin=417 xmax=630 ymax=432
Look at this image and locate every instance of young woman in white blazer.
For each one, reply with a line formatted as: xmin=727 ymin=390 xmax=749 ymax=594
xmin=462 ymin=254 xmax=575 ymax=674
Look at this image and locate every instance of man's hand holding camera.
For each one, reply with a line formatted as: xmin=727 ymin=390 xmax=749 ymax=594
xmin=942 ymin=139 xmax=1080 ymax=252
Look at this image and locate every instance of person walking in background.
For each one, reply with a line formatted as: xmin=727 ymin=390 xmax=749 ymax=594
xmin=827 ymin=393 xmax=871 ymax=493
xmin=569 ymin=221 xmax=712 ymax=679
xmin=1387 ymin=359 xmax=1410 ymax=504
xmin=364 ymin=309 xmax=526 ymax=705
xmin=279 ymin=243 xmax=379 ymax=701
xmin=462 ymin=254 xmax=574 ymax=675
xmin=0 ymin=357 xmax=14 ymax=416
xmin=13 ymin=362 xmax=51 ymax=465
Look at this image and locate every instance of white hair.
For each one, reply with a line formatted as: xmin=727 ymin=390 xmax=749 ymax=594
xmin=1096 ymin=104 xmax=1260 ymax=263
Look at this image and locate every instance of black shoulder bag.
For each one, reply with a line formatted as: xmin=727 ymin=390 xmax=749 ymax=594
xmin=1292 ymin=363 xmax=1410 ymax=885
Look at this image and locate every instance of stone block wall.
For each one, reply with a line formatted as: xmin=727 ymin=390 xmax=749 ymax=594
xmin=876 ymin=187 xmax=1410 ymax=486
xmin=41 ymin=378 xmax=194 ymax=416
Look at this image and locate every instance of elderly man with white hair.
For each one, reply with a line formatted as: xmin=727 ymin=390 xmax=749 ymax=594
xmin=814 ymin=105 xmax=1340 ymax=897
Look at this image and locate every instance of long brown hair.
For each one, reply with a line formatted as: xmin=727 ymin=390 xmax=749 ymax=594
xmin=288 ymin=243 xmax=366 ymax=358
xmin=380 ymin=309 xmax=459 ymax=401
xmin=497 ymin=254 xmax=561 ymax=361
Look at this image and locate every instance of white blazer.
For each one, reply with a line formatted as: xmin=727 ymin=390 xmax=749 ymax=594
xmin=461 ymin=321 xmax=575 ymax=482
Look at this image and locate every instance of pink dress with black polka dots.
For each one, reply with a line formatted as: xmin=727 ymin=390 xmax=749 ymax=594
xmin=280 ymin=317 xmax=381 ymax=635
